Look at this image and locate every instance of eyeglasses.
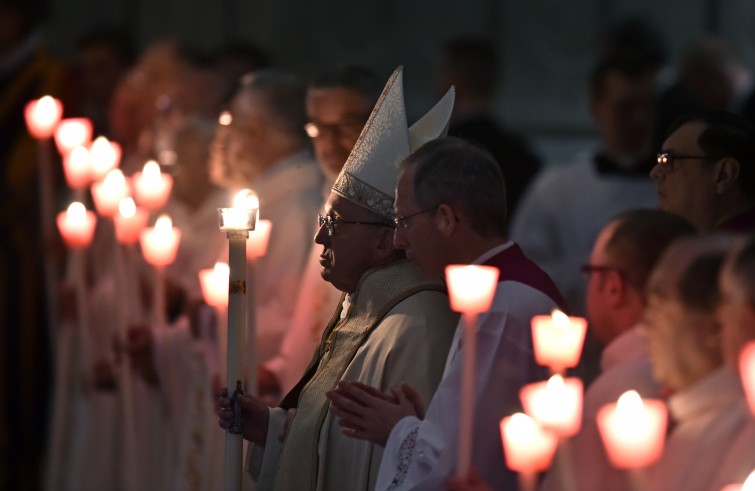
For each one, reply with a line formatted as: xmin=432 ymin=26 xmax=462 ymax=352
xmin=656 ymin=151 xmax=707 ymax=170
xmin=580 ymin=263 xmax=623 ymax=279
xmin=318 ymin=214 xmax=394 ymax=236
xmin=393 ymin=207 xmax=438 ymax=229
xmin=305 ymin=120 xmax=365 ymax=140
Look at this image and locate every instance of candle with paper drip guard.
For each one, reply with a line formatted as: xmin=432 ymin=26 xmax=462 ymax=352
xmin=520 ymin=374 xmax=583 ymax=491
xmin=63 ymin=146 xmax=92 ymax=190
xmin=199 ymin=262 xmax=230 ymax=382
xmin=721 ymin=470 xmax=755 ymax=491
xmin=91 ymin=169 xmax=130 ymax=217
xmin=89 ymin=136 xmax=121 ymax=180
xmin=520 ymin=374 xmax=583 ymax=438
xmin=246 ymin=219 xmax=272 ymax=259
xmin=133 ymin=160 xmax=173 ymax=210
xmin=531 ymin=310 xmax=587 ymax=374
xmin=25 ymin=96 xmax=63 ymax=139
xmin=218 ymin=189 xmax=258 ymax=491
xmin=114 ymin=198 xmax=148 ymax=245
xmin=500 ymin=412 xmax=559 ymax=491
xmin=139 ymin=215 xmax=181 ymax=326
xmin=54 ymin=118 xmax=93 ymax=156
xmin=444 ymin=264 xmax=499 ymax=477
xmin=57 ymin=202 xmax=97 ymax=249
xmin=597 ymin=390 xmax=667 ymax=491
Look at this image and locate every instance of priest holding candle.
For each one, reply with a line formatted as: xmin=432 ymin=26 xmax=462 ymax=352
xmin=326 ymin=137 xmax=568 ymax=490
xmin=217 ymin=66 xmax=459 ymax=491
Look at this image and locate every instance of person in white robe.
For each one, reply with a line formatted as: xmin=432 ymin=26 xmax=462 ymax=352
xmin=510 ymin=56 xmax=658 ymax=316
xmin=327 ymin=138 xmax=568 ymax=490
xmin=643 ymin=236 xmax=745 ymax=491
xmin=540 ymin=209 xmax=695 ymax=491
xmin=217 ymin=66 xmax=459 ymax=491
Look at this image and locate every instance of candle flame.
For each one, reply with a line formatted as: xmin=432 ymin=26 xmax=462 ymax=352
xmin=67 ymin=202 xmax=87 ymax=222
xmin=119 ymin=197 xmax=137 ymax=218
xmin=508 ymin=413 xmax=539 ymax=442
xmin=233 ymin=189 xmax=259 ymax=209
xmin=218 ymin=111 xmax=232 ymax=126
xmin=545 ymin=374 xmax=566 ymax=393
xmin=34 ymin=96 xmax=62 ymax=123
xmin=214 ymin=262 xmax=230 ymax=276
xmin=90 ymin=136 xmax=121 ymax=176
xmin=616 ymin=390 xmax=644 ymax=419
xmin=103 ymin=169 xmax=126 ymax=189
xmin=69 ymin=145 xmax=90 ymax=167
xmin=143 ymin=160 xmax=162 ymax=180
xmin=743 ymin=470 xmax=755 ymax=491
xmin=155 ymin=214 xmax=173 ymax=234
xmin=552 ymin=309 xmax=570 ymax=329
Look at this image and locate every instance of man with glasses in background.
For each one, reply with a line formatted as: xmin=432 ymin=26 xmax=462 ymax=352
xmin=258 ymin=66 xmax=382 ymax=402
xmin=651 ymin=110 xmax=755 ymax=232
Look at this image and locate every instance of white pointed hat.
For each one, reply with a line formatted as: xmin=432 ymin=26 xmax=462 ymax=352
xmin=332 ymin=66 xmax=455 ymax=219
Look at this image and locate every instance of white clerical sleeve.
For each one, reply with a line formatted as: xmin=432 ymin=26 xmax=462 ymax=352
xmin=247 ymin=406 xmax=288 ymax=485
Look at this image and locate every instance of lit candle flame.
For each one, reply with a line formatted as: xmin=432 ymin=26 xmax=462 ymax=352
xmin=219 ymin=111 xmax=232 ymax=126
xmin=67 ymin=202 xmax=87 ymax=223
xmin=119 ymin=197 xmax=136 ymax=218
xmin=214 ymin=262 xmax=230 ymax=276
xmin=143 ymin=160 xmax=162 ymax=180
xmin=743 ymin=470 xmax=755 ymax=490
xmin=233 ymin=189 xmax=259 ymax=209
xmin=155 ymin=214 xmax=173 ymax=234
xmin=552 ymin=309 xmax=570 ymax=329
xmin=546 ymin=374 xmax=566 ymax=393
xmin=616 ymin=390 xmax=644 ymax=423
xmin=103 ymin=169 xmax=126 ymax=190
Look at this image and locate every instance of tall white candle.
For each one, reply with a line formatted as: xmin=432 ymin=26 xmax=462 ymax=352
xmin=219 ymin=189 xmax=257 ymax=491
xmin=444 ymin=264 xmax=499 ymax=477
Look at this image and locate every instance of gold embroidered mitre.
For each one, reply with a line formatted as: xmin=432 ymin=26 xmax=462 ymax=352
xmin=331 ymin=66 xmax=455 ymax=219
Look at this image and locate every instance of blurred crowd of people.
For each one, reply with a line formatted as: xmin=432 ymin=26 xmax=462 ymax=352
xmin=4 ymin=0 xmax=755 ymax=489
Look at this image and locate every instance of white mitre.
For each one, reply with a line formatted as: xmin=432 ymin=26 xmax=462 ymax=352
xmin=331 ymin=66 xmax=455 ymax=219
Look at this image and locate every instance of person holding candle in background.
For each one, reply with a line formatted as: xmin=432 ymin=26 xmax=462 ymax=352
xmin=258 ymin=65 xmax=382 ymax=402
xmin=211 ymin=69 xmax=323 ymax=366
xmin=327 ymin=137 xmax=569 ymax=490
xmin=642 ymin=235 xmax=747 ymax=491
xmin=217 ymin=66 xmax=459 ymax=491
xmin=539 ymin=209 xmax=695 ymax=491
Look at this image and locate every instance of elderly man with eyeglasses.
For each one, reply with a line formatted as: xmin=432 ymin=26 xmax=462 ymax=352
xmin=651 ymin=110 xmax=755 ymax=232
xmin=217 ymin=67 xmax=459 ymax=491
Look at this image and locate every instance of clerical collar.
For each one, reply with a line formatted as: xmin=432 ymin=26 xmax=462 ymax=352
xmin=594 ymin=152 xmax=656 ymax=177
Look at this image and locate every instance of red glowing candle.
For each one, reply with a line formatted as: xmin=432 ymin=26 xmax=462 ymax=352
xmin=500 ymin=412 xmax=559 ymax=488
xmin=199 ymin=262 xmax=230 ymax=309
xmin=54 ymin=118 xmax=93 ymax=156
xmin=596 ymin=390 xmax=667 ymax=470
xmin=520 ymin=374 xmax=584 ymax=438
xmin=531 ymin=310 xmax=587 ymax=373
xmin=63 ymin=145 xmax=92 ymax=189
xmin=89 ymin=136 xmax=121 ymax=180
xmin=91 ymin=169 xmax=130 ymax=217
xmin=246 ymin=219 xmax=272 ymax=259
xmin=56 ymin=202 xmax=97 ymax=249
xmin=445 ymin=264 xmax=500 ymax=477
xmin=133 ymin=160 xmax=173 ymax=210
xmin=140 ymin=214 xmax=181 ymax=267
xmin=739 ymin=342 xmax=755 ymax=416
xmin=114 ymin=198 xmax=149 ymax=245
xmin=25 ymin=96 xmax=63 ymax=139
